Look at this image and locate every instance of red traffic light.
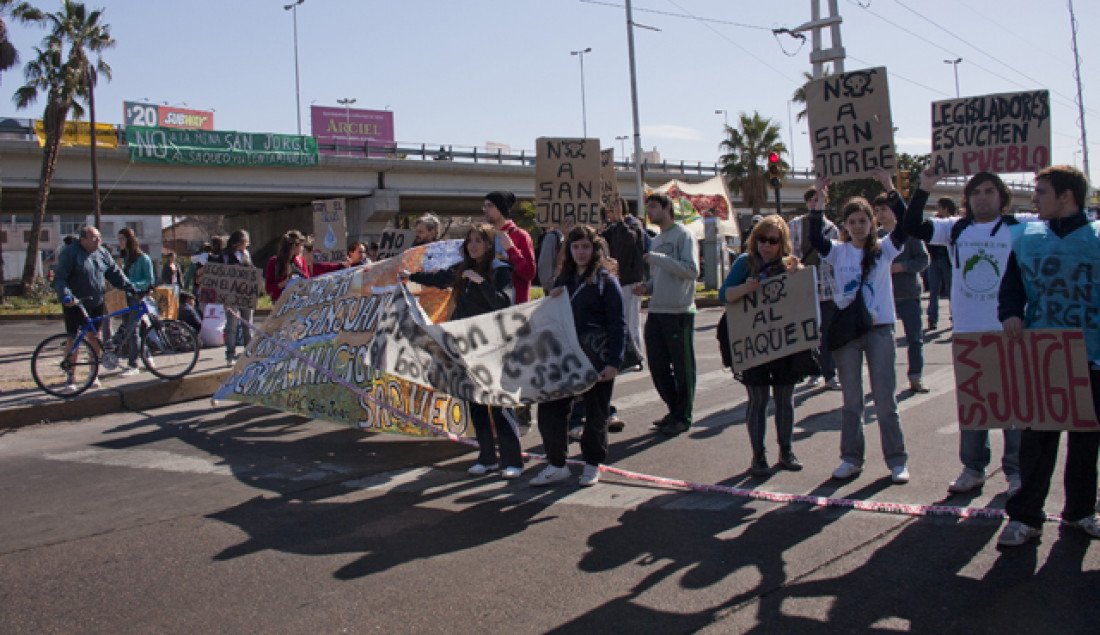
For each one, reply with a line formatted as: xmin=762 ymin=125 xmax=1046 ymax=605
xmin=768 ymin=153 xmax=780 ymax=164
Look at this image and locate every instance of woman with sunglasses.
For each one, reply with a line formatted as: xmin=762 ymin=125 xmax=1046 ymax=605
xmin=720 ymin=215 xmax=812 ymax=477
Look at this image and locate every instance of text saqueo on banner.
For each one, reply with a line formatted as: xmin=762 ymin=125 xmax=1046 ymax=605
xmin=952 ymin=329 xmax=1099 ymax=431
xmin=930 ymin=89 xmax=1051 ymax=176
xmin=534 ymin=137 xmax=602 ymax=229
xmin=804 ymin=67 xmax=896 ymax=182
xmin=725 ymin=267 xmax=821 ymax=373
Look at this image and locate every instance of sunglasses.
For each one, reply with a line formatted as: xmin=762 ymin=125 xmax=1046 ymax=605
xmin=758 ymin=236 xmax=782 ymax=246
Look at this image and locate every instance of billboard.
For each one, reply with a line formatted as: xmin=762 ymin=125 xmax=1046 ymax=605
xmin=310 ymin=105 xmax=395 ymax=157
xmin=124 ymin=101 xmax=214 ymax=131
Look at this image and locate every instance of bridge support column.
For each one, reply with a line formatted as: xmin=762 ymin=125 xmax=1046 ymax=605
xmin=347 ymin=189 xmax=400 ymax=243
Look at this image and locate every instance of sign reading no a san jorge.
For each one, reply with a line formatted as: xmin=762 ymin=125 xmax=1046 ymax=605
xmin=310 ymin=105 xmax=395 ymax=156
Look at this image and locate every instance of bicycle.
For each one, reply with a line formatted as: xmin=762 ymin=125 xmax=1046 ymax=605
xmin=31 ymin=293 xmax=201 ymax=398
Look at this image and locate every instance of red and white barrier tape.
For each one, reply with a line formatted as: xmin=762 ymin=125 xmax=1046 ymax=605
xmin=227 ymin=310 xmax=1061 ymax=524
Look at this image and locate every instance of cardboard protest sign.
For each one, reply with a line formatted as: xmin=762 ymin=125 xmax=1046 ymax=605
xmin=214 ymin=242 xmax=470 ymax=437
xmin=311 ymin=198 xmax=348 ymax=264
xmin=369 ymin=285 xmax=599 ymax=407
xmin=600 ymin=148 xmax=620 ymax=214
xmin=725 ymin=267 xmax=820 ymax=373
xmin=930 ymin=90 xmax=1051 ymax=176
xmin=805 ymin=67 xmax=896 ymax=181
xmin=953 ymin=329 xmax=1099 ymax=431
xmin=376 ymin=228 xmax=416 ymax=261
xmin=198 ymin=262 xmax=263 ymax=310
xmin=534 ymin=137 xmax=601 ymax=229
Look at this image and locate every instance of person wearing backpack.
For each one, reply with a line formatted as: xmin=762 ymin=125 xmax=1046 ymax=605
xmin=601 ymin=198 xmax=648 ymax=432
xmin=788 ymin=187 xmax=841 ymax=391
xmin=902 ymin=167 xmax=1039 ymax=497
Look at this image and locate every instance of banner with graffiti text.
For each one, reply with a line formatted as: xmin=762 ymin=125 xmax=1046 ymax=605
xmin=647 ymin=176 xmax=739 ymax=242
xmin=368 ymin=284 xmax=599 ymax=408
xmin=213 ymin=241 xmax=469 ymax=436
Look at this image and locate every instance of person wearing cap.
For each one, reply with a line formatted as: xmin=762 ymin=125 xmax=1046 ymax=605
xmin=483 ymin=191 xmax=536 ymax=303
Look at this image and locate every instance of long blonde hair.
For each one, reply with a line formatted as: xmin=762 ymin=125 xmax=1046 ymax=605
xmin=744 ymin=214 xmax=791 ymax=276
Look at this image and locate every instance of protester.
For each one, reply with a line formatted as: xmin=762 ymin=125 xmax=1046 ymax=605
xmin=720 ymin=215 xmax=813 ymax=476
xmin=220 ymin=229 xmax=254 ymax=366
xmin=413 ymin=213 xmax=442 ymax=246
xmin=483 ymin=191 xmax=536 ymax=303
xmin=536 ymin=214 xmax=574 ymax=290
xmin=366 ymin=241 xmax=380 ymax=263
xmin=808 ymin=174 xmax=910 ymax=484
xmin=873 ymin=192 xmax=930 ymax=393
xmin=402 ymin=224 xmax=524 ymax=479
xmin=184 ymin=243 xmax=212 ymax=294
xmin=347 ymin=241 xmax=368 ymax=266
xmin=997 ymin=165 xmax=1100 ymax=547
xmin=177 ymin=291 xmax=203 ymax=335
xmin=633 ymin=192 xmax=699 ymax=437
xmin=160 ymin=252 xmax=183 ymax=287
xmin=53 ymin=226 xmax=139 ymax=390
xmin=210 ymin=236 xmax=226 ymax=263
xmin=788 ymin=186 xmax=841 ymax=391
xmin=925 ymin=197 xmax=956 ymax=330
xmin=117 ymin=227 xmax=155 ymax=377
xmin=533 ymin=225 xmax=626 ymax=487
xmin=265 ymin=230 xmax=309 ymax=302
xmin=903 ymin=168 xmax=1032 ymax=496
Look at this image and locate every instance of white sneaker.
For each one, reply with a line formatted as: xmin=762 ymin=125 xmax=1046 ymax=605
xmin=120 ymin=366 xmax=141 ymax=378
xmin=1067 ymin=514 xmax=1100 ymax=538
xmin=568 ymin=426 xmax=584 ymax=441
xmin=530 ymin=464 xmax=571 ymax=486
xmin=467 ymin=463 xmax=499 ymax=476
xmin=832 ymin=461 xmax=862 ymax=479
xmin=823 ymin=378 xmax=841 ymax=391
xmin=501 ymin=466 xmax=523 ymax=480
xmin=891 ymin=465 xmax=910 ymax=484
xmin=90 ymin=378 xmax=101 ymax=389
xmin=804 ymin=376 xmax=823 ymax=388
xmin=998 ymin=520 xmax=1041 ymax=547
xmin=579 ymin=464 xmax=600 ymax=487
xmin=1006 ymin=474 xmax=1022 ymax=498
xmin=948 ymin=469 xmax=986 ymax=493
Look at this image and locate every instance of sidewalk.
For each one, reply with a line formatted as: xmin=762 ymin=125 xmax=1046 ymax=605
xmin=0 ymin=339 xmax=233 ymax=430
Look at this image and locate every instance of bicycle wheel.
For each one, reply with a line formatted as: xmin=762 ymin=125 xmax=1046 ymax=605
xmin=31 ymin=333 xmax=99 ymax=398
xmin=142 ymin=319 xmax=199 ymax=379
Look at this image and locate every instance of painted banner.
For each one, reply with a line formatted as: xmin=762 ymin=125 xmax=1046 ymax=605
xmin=805 ymin=67 xmax=896 ymax=181
xmin=369 ymin=284 xmax=599 ymax=407
xmin=311 ymin=198 xmax=348 ymax=264
xmin=600 ymin=148 xmax=620 ymax=214
xmin=930 ymin=90 xmax=1051 ymax=176
xmin=534 ymin=137 xmax=601 ymax=229
xmin=377 ymin=228 xmax=416 ymax=260
xmin=725 ymin=267 xmax=820 ymax=373
xmin=213 ymin=242 xmax=469 ymax=436
xmin=125 ymin=126 xmax=319 ymax=167
xmin=124 ymin=101 xmax=214 ymax=130
xmin=198 ymin=262 xmax=263 ymax=310
xmin=310 ymin=105 xmax=395 ymax=157
xmin=34 ymin=120 xmax=119 ymax=149
xmin=952 ymin=329 xmax=1099 ymax=431
xmin=647 ymin=176 xmax=739 ymax=241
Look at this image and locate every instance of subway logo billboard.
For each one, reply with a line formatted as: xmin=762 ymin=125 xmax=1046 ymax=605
xmin=124 ymin=101 xmax=215 ymax=131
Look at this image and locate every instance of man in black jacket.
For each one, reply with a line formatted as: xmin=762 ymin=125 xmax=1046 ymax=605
xmin=600 ymin=199 xmax=647 ymax=432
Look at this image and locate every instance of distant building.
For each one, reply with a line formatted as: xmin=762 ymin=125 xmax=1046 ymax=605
xmin=0 ymin=214 xmax=164 ymax=281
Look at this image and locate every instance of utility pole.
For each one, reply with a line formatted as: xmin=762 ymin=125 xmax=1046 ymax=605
xmin=792 ymin=0 xmax=846 ymax=80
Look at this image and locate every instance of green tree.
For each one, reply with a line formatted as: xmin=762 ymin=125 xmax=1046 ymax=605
xmin=719 ymin=111 xmax=788 ymax=214
xmin=0 ymin=1 xmax=39 ymax=74
xmin=825 ymin=153 xmax=931 ymax=214
xmin=790 ymin=70 xmax=831 ymax=123
xmin=13 ymin=1 xmax=112 ymax=293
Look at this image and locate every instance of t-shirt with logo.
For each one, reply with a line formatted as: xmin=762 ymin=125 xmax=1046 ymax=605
xmin=927 ymin=213 xmax=1038 ymax=334
xmin=821 ymin=238 xmax=901 ymax=326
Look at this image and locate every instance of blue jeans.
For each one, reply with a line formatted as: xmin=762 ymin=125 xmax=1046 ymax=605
xmin=926 ymin=257 xmax=951 ymax=324
xmin=959 ymin=429 xmax=1021 ymax=477
xmin=124 ymin=294 xmax=142 ymax=368
xmin=834 ymin=324 xmax=908 ymax=468
xmin=894 ymin=298 xmax=923 ymax=380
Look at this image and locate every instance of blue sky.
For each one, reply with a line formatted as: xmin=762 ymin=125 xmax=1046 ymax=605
xmin=3 ymin=0 xmax=1098 ymax=179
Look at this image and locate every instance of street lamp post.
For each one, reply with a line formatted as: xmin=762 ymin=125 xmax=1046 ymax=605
xmin=944 ymin=57 xmax=962 ymax=98
xmin=571 ymin=47 xmax=592 ymax=138
xmin=337 ymin=97 xmax=356 ymax=156
xmin=284 ymin=0 xmax=306 ymax=135
xmin=714 ymin=109 xmax=728 ymax=127
xmin=615 ymin=135 xmax=628 ymax=161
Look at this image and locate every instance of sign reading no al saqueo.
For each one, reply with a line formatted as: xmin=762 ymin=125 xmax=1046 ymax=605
xmin=534 ymin=137 xmax=601 ymax=229
xmin=125 ymin=126 xmax=319 ymax=167
xmin=930 ymin=90 xmax=1051 ymax=176
xmin=805 ymin=67 xmax=896 ymax=181
xmin=725 ymin=267 xmax=820 ymax=373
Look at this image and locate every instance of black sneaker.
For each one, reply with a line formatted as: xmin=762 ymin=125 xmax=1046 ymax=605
xmin=778 ymin=451 xmax=804 ymax=471
xmin=659 ymin=420 xmax=689 ymax=437
xmin=650 ymin=414 xmax=673 ymax=429
xmin=750 ymin=454 xmax=771 ymax=477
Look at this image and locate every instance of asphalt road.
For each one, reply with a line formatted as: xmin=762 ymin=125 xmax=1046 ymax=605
xmin=2 ymin=306 xmax=1099 ymax=633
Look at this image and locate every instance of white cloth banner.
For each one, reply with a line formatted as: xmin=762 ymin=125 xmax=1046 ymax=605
xmin=369 ymin=284 xmax=600 ymax=407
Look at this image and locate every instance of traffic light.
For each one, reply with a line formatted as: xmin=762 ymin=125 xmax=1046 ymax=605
xmin=897 ymin=168 xmax=910 ymax=199
xmin=767 ymin=153 xmax=784 ymax=188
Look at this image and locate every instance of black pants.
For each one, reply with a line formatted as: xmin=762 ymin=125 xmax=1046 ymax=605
xmin=1006 ymin=368 xmax=1100 ymax=528
xmin=644 ymin=312 xmax=696 ymax=425
xmin=470 ymin=405 xmax=523 ymax=469
xmin=745 ymin=384 xmax=796 ymax=458
xmin=538 ymin=379 xmax=614 ymax=467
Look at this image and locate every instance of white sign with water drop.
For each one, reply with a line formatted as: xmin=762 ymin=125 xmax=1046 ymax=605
xmin=311 ymin=198 xmax=348 ymax=265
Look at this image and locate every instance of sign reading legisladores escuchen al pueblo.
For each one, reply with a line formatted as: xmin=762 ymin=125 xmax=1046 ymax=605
xmin=125 ymin=126 xmax=319 ymax=167
xmin=535 ymin=137 xmax=601 ymax=229
xmin=930 ymin=89 xmax=1051 ymax=176
xmin=805 ymin=67 xmax=896 ymax=181
xmin=952 ymin=329 xmax=1099 ymax=431
xmin=725 ymin=267 xmax=820 ymax=374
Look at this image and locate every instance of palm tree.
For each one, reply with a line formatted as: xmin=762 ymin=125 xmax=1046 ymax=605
xmin=0 ymin=1 xmax=39 ymax=74
xmin=13 ymin=1 xmax=112 ymax=293
xmin=719 ymin=112 xmax=788 ymax=214
xmin=791 ymin=70 xmax=831 ymax=122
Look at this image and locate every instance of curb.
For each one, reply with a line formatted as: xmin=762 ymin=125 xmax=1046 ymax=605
xmin=1 ymin=369 xmax=232 ymax=430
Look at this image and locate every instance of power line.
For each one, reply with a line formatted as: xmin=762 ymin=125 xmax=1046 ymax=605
xmin=578 ymin=0 xmax=773 ymax=31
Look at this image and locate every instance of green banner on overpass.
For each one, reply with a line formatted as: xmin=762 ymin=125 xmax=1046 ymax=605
xmin=125 ymin=126 xmax=319 ymax=167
